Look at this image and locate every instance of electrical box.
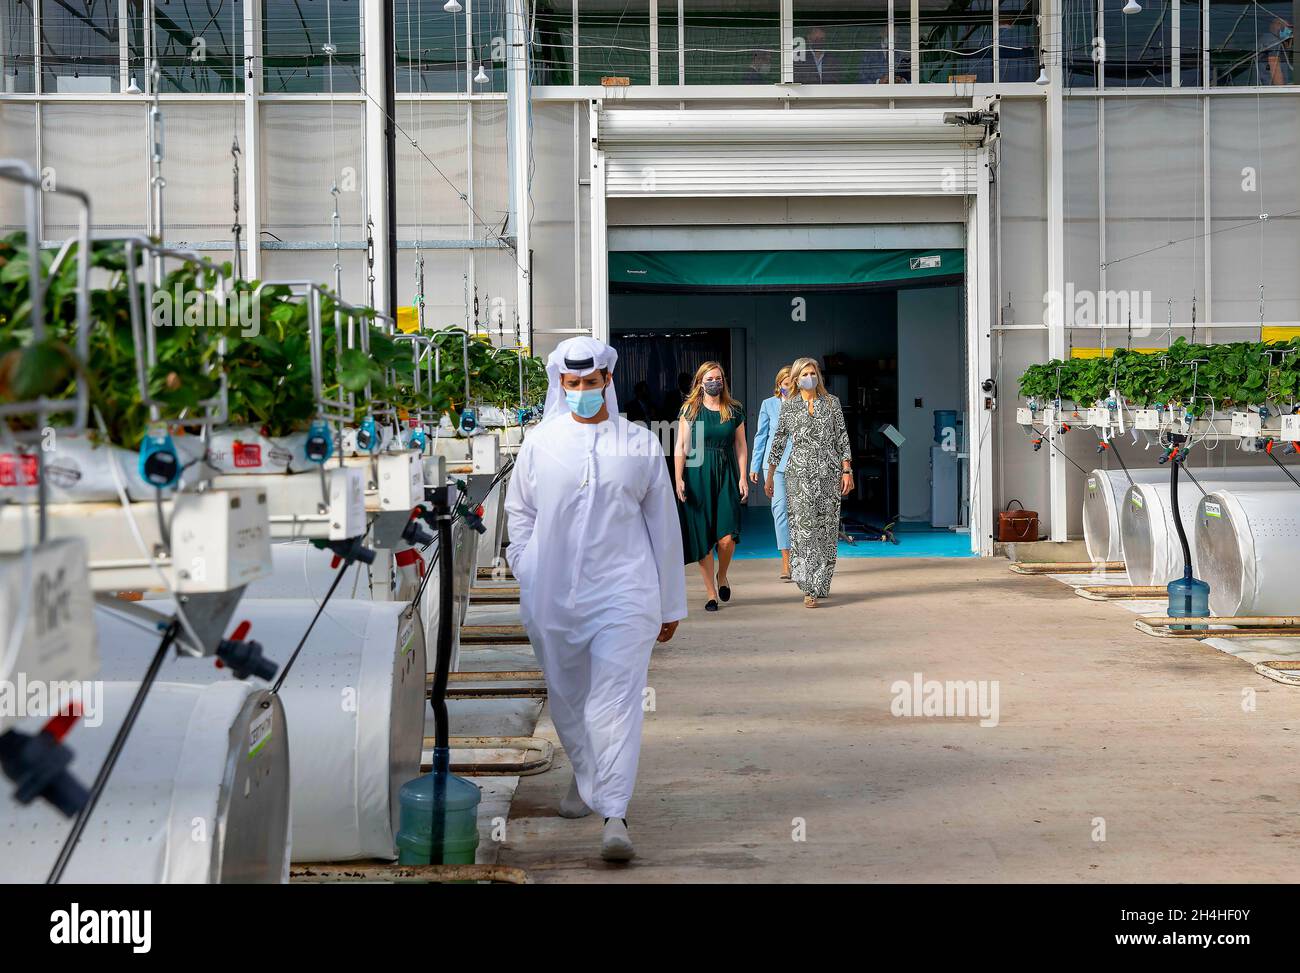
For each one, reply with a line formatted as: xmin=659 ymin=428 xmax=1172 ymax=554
xmin=1135 ymin=409 xmax=1161 ymax=430
xmin=1086 ymin=407 xmax=1110 ymax=429
xmin=471 ymin=434 xmax=500 ymax=475
xmin=1230 ymin=411 xmax=1262 ymax=438
xmin=328 ymin=467 xmax=367 ymax=541
xmin=1041 ymin=406 xmax=1055 ymax=426
xmin=378 ymin=452 xmax=424 ymax=512
xmin=1015 ymin=407 xmax=1033 ymax=426
xmin=170 ymin=489 xmax=273 ymax=593
xmin=1281 ymin=414 xmax=1300 ymax=440
xmin=0 ymin=538 xmax=98 ymax=734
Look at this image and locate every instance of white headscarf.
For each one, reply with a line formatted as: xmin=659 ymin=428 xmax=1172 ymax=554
xmin=542 ymin=336 xmax=620 ymax=424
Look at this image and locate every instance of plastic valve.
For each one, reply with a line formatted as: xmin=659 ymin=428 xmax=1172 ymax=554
xmin=215 ymin=623 xmax=279 ymax=682
xmin=0 ymin=718 xmax=90 ymax=818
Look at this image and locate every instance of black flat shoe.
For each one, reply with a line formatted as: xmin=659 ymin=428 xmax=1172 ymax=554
xmin=705 ymin=599 xmax=719 ymax=612
xmin=718 ymin=584 xmax=731 ymax=603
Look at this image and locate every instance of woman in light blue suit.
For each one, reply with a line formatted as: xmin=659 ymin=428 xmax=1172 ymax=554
xmin=749 ymin=365 xmax=795 ymax=580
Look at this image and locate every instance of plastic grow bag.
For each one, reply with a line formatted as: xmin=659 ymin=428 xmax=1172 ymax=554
xmin=0 ymin=679 xmax=290 ymax=883
xmin=1196 ymin=487 xmax=1300 ymax=616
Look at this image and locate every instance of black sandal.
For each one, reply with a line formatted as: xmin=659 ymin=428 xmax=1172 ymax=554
xmin=718 ymin=584 xmax=731 ymax=603
xmin=705 ymin=599 xmax=719 ymax=612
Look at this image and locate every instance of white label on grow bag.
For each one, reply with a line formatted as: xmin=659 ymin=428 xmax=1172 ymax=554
xmin=1135 ymin=409 xmax=1161 ymax=430
xmin=399 ymin=622 xmax=415 ymax=657
xmin=910 ymin=255 xmax=941 ymax=270
xmin=1087 ymin=477 xmax=1098 ymax=492
xmin=1015 ymin=407 xmax=1032 ymax=426
xmin=248 ymin=707 xmax=273 ymax=758
xmin=1230 ymin=411 xmax=1261 ymax=437
xmin=1131 ymin=493 xmax=1144 ymax=509
xmin=1203 ymin=501 xmax=1222 ymax=519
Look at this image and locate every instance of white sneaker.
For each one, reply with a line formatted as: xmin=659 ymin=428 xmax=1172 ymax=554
xmin=600 ymin=817 xmax=635 ymax=862
xmin=558 ymin=775 xmax=592 ymax=819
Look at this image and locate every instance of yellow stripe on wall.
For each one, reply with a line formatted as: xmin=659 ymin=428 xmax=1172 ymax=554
xmin=1069 ymin=347 xmax=1163 ymax=359
xmin=1262 ymin=326 xmax=1300 ymax=343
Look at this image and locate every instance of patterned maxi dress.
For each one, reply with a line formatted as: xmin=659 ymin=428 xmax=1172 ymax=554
xmin=767 ymin=393 xmax=852 ymax=599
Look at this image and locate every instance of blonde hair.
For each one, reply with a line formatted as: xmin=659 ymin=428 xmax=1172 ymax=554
xmin=680 ymin=360 xmax=742 ymax=423
xmin=790 ymin=357 xmax=828 ymax=397
xmin=772 ymin=366 xmax=792 ymax=397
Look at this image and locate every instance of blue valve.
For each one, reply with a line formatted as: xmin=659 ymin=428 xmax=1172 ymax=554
xmin=459 ymin=408 xmax=478 ymax=436
xmin=355 ymin=415 xmax=379 ymax=454
xmin=138 ymin=428 xmax=181 ymax=489
xmin=305 ymin=419 xmax=333 ymax=464
xmin=406 ymin=425 xmax=427 ymax=452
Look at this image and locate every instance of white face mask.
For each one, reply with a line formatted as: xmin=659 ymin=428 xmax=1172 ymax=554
xmin=798 ymin=375 xmax=818 ymax=391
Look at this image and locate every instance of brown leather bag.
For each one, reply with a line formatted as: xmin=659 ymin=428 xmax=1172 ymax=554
xmin=997 ymin=499 xmax=1040 ymax=542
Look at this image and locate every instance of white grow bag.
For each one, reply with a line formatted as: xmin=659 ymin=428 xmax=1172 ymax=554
xmin=95 ymin=599 xmax=426 ymax=863
xmin=1082 ymin=468 xmax=1168 ymax=563
xmin=0 ymin=679 xmax=290 ymax=883
xmin=1119 ymin=470 xmax=1293 ymax=586
xmin=245 ymin=540 xmax=452 ymax=673
xmin=1196 ymin=487 xmax=1300 ymax=616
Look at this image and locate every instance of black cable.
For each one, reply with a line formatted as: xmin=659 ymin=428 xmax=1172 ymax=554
xmin=1181 ymin=463 xmax=1208 ymax=498
xmin=1109 ymin=438 xmax=1135 ymax=487
xmin=1264 ymin=447 xmax=1300 ymax=491
xmin=269 ymin=559 xmax=350 ymax=695
xmin=47 ymin=620 xmax=180 ymax=885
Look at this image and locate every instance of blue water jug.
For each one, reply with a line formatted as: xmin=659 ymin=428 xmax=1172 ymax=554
xmin=1167 ymin=575 xmax=1210 ymax=630
xmin=395 ymin=761 xmax=481 ymax=865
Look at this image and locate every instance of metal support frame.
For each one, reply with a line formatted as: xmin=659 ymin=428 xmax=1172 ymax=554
xmin=507 ymin=0 xmax=531 ymax=350
xmin=1043 ymin=0 xmax=1068 ymax=542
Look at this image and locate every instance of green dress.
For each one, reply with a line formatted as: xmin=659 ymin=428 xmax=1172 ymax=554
xmin=678 ymin=404 xmax=744 ymax=564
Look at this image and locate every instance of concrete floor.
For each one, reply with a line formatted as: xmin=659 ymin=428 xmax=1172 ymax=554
xmin=497 ymin=556 xmax=1300 ymax=882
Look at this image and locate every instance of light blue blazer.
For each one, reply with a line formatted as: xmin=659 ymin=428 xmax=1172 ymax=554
xmin=751 ymin=394 xmax=793 ymax=476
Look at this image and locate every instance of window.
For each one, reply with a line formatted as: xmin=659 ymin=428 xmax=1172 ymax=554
xmin=532 ymin=0 xmax=574 ymax=84
xmin=261 ymin=0 xmax=361 ymax=93
xmin=1 ymin=0 xmax=35 ymax=93
xmin=793 ymin=4 xmax=896 ymax=85
xmin=683 ymin=1 xmax=779 ymax=84
xmin=919 ymin=0 xmax=995 ymax=83
xmin=577 ymin=0 xmax=652 ymax=85
xmin=998 ymin=0 xmax=1038 ymax=82
xmin=1177 ymin=0 xmax=1203 ymax=84
xmin=1062 ymin=0 xmax=1100 ymax=87
xmin=1101 ymin=0 xmax=1170 ymax=86
xmin=396 ymin=0 xmax=508 ymax=93
xmin=40 ymin=0 xmax=130 ymax=93
xmin=1209 ymin=0 xmax=1294 ymax=85
xmin=150 ymin=0 xmax=245 ymax=93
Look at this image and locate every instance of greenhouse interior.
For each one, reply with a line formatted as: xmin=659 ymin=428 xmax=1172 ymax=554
xmin=0 ymin=0 xmax=1298 ymax=922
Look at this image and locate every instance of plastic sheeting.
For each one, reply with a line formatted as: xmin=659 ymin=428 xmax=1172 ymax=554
xmin=1119 ymin=472 xmax=1294 ymax=586
xmin=1196 ymin=488 xmax=1300 ymax=616
xmin=95 ymin=599 xmax=426 ymax=863
xmin=0 ymin=680 xmax=290 ymax=883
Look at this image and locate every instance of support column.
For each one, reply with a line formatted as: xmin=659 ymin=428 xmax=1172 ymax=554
xmin=507 ymin=0 xmax=531 ymax=348
xmin=967 ymin=147 xmax=995 ymax=556
xmin=588 ymin=100 xmax=608 ymax=341
xmin=243 ymin=0 xmax=261 ymax=279
xmin=363 ymin=0 xmax=394 ymax=317
xmin=1043 ymin=0 xmax=1068 ymax=542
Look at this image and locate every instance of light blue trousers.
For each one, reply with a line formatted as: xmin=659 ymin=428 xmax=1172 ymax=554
xmin=770 ymin=470 xmax=790 ymax=551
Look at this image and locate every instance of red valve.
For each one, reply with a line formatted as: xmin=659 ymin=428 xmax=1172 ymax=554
xmin=330 ymin=554 xmax=342 ymax=569
xmin=230 ymin=620 xmax=251 ymax=641
xmin=42 ymin=706 xmax=82 ymax=743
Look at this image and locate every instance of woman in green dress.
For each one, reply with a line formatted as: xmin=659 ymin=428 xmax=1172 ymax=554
xmin=674 ymin=361 xmax=748 ymax=612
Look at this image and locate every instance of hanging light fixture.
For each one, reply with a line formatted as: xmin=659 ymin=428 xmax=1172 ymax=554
xmin=125 ymin=76 xmax=142 ymax=94
xmin=1123 ymin=0 xmax=1142 ymax=13
xmin=1035 ymin=64 xmax=1049 ymax=85
xmin=443 ymin=0 xmax=462 ymax=12
xmin=474 ymin=63 xmax=490 ymax=84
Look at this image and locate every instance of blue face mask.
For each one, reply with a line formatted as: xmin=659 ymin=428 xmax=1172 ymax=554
xmin=565 ymin=386 xmax=606 ymax=419
xmin=1281 ymin=25 xmax=1294 ymax=40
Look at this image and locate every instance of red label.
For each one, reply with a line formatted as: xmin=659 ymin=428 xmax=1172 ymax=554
xmin=0 ymin=453 xmax=39 ymax=487
xmin=233 ymin=441 xmax=262 ymax=468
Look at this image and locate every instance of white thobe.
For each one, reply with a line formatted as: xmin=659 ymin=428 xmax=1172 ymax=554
xmin=505 ymin=414 xmax=687 ymax=818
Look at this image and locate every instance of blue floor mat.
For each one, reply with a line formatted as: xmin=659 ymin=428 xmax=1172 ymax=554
xmin=731 ymin=507 xmax=974 ymax=559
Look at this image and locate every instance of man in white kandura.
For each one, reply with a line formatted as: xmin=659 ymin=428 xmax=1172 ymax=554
xmin=504 ymin=336 xmax=687 ymax=862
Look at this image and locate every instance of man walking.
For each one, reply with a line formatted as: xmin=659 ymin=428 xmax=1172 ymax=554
xmin=505 ymin=336 xmax=687 ymax=861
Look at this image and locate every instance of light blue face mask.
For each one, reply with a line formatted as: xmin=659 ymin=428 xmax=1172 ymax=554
xmin=1281 ymin=25 xmax=1294 ymax=41
xmin=565 ymin=386 xmax=606 ymax=419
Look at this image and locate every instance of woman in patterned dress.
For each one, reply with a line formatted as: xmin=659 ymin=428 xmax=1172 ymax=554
xmin=764 ymin=357 xmax=853 ymax=608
